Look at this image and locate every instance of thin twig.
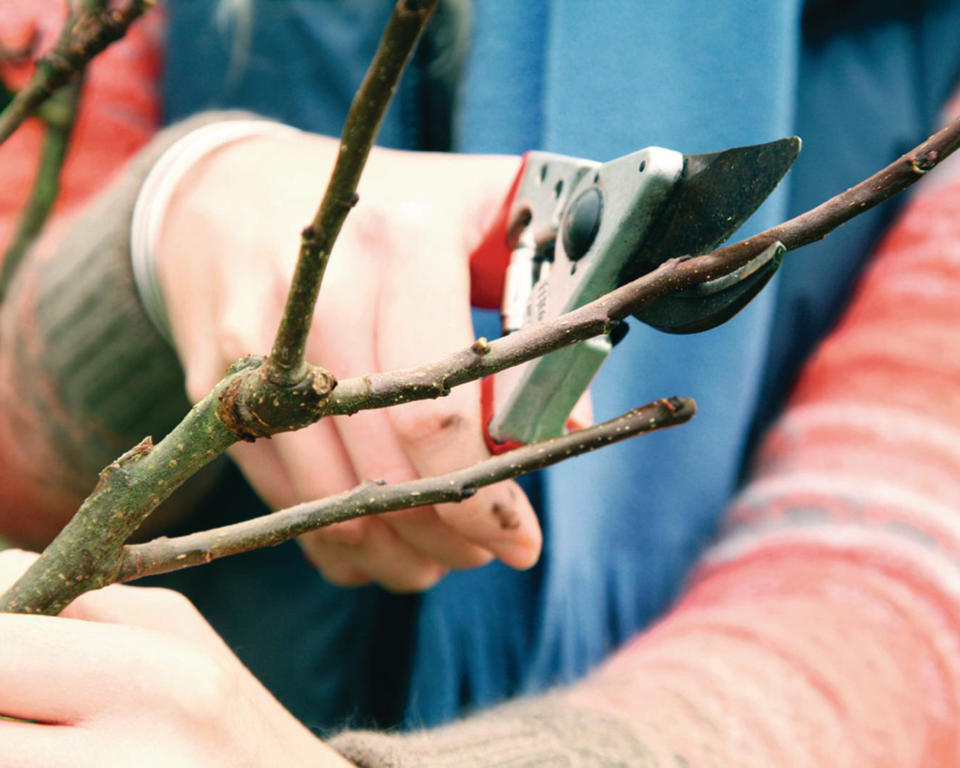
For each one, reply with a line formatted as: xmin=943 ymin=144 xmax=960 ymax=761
xmin=0 ymin=1 xmax=437 ymax=616
xmin=330 ymin=115 xmax=960 ymax=415
xmin=707 ymin=115 xmax=960 ymax=267
xmin=0 ymin=77 xmax=83 ymax=300
xmin=267 ymin=0 xmax=439 ymax=380
xmin=4 ymin=28 xmax=959 ymax=617
xmin=119 ymin=397 xmax=696 ymax=581
xmin=0 ymin=0 xmax=147 ymax=148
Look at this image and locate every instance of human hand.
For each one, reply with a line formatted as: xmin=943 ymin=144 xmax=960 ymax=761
xmin=0 ymin=549 xmax=352 ymax=768
xmin=155 ymin=129 xmax=543 ymax=591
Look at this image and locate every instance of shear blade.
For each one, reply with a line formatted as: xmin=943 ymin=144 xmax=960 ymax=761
xmin=638 ymin=241 xmax=785 ymax=334
xmin=627 ymin=136 xmax=800 ymax=333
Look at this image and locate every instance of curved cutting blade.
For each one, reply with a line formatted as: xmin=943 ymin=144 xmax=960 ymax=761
xmin=627 ymin=136 xmax=800 ymax=333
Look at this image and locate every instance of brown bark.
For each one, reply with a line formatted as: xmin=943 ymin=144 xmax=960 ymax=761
xmin=2 ymin=2 xmax=959 ymax=618
xmin=119 ymin=398 xmax=695 ymax=581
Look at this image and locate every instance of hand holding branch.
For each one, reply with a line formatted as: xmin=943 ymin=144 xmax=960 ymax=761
xmin=0 ymin=0 xmax=959 ymax=618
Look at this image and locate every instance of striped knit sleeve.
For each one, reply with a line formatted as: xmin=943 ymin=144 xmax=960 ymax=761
xmin=0 ymin=111 xmax=251 ymax=547
xmin=574 ymin=97 xmax=960 ymax=766
xmin=333 ymin=100 xmax=960 ymax=766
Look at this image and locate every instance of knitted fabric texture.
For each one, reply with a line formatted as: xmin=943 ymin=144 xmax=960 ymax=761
xmin=334 ymin=110 xmax=960 ymax=767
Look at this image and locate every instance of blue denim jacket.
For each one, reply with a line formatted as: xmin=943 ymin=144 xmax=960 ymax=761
xmin=156 ymin=0 xmax=960 ymax=730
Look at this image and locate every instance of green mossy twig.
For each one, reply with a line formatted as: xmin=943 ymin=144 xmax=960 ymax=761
xmin=0 ymin=1 xmax=148 ymax=148
xmin=0 ymin=374 xmax=238 ymax=615
xmin=0 ymin=353 xmax=338 ymax=615
xmin=0 ymin=77 xmax=83 ymax=301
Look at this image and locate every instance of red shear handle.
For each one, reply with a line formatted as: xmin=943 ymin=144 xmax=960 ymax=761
xmin=468 ymin=153 xmax=531 ymax=308
xmin=469 ymin=153 xmax=588 ymax=454
xmin=480 ymin=377 xmax=523 ymax=455
xmin=469 ymin=154 xmax=531 ymax=453
xmin=481 ymin=377 xmax=590 ymax=455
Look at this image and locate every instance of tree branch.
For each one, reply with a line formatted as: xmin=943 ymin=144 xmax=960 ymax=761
xmin=0 ymin=2 xmax=436 ymax=616
xmin=267 ymin=0 xmax=439 ymax=381
xmin=330 ymin=115 xmax=960 ymax=415
xmin=0 ymin=369 xmax=241 ymax=615
xmin=3 ymin=12 xmax=958 ymax=618
xmin=0 ymin=77 xmax=82 ymax=301
xmin=0 ymin=1 xmax=148 ymax=148
xmin=118 ymin=397 xmax=695 ymax=581
xmin=707 ymin=114 xmax=960 ymax=267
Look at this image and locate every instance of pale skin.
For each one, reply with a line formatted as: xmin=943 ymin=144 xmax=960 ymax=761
xmin=0 ymin=133 xmax=593 ymax=763
xmin=2 ymin=127 xmax=595 ymax=581
xmin=155 ymin=131 xmax=567 ymax=591
xmin=0 ymin=126 xmax=941 ymax=764
xmin=0 ymin=549 xmax=351 ymax=767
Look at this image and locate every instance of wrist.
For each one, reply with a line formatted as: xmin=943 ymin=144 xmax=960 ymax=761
xmin=131 ymin=120 xmax=315 ymax=346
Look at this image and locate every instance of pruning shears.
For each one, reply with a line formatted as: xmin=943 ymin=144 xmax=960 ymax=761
xmin=468 ymin=137 xmax=801 ymax=452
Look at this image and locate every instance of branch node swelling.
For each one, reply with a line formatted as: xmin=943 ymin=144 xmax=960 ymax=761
xmin=471 ymin=337 xmax=491 ymax=355
xmin=911 ymin=150 xmax=938 ymax=175
xmin=94 ymin=436 xmax=154 ymax=492
xmin=217 ymin=356 xmax=336 ymax=441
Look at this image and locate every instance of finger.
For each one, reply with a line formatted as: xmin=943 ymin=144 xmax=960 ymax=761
xmin=270 ymin=418 xmax=358 ymax=506
xmin=0 ymin=554 xmax=226 ymax=658
xmin=155 ymin=217 xmax=223 ymax=403
xmin=0 ymin=719 xmax=90 ymax=768
xmin=335 ymin=408 xmax=495 ymax=569
xmin=227 ymin=440 xmax=300 ymax=511
xmin=380 ymin=506 xmax=494 ymax=570
xmin=297 ymin=535 xmax=371 ymax=587
xmin=0 ymin=548 xmax=39 ymax=595
xmin=273 ymin=414 xmax=449 ymax=591
xmin=204 ymin=257 xmax=309 ymax=512
xmin=269 ymin=418 xmax=395 ymax=582
xmin=213 ymin=251 xmax=282 ymax=373
xmin=61 ymin=585 xmax=227 ymax=656
xmin=269 ymin=419 xmax=370 ymax=552
xmin=309 ymin=239 xmax=493 ymax=570
xmin=387 ymin=389 xmax=540 ymax=566
xmin=0 ymin=614 xmax=192 ymax=723
xmin=183 ymin=232 xmax=287 ymax=404
xmin=376 ymin=220 xmax=541 ymax=568
xmin=310 ymin=516 xmax=447 ymax=593
xmin=567 ymin=389 xmax=594 ymax=431
xmin=331 ymin=403 xmax=494 ymax=568
xmin=0 ymin=553 xmax=222 ymax=655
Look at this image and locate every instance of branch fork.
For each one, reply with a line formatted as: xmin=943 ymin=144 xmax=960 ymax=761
xmin=217 ymin=357 xmax=336 ymax=442
xmin=1 ymin=0 xmax=960 ymax=618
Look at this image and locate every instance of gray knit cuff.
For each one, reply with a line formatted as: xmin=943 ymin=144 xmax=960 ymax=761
xmin=28 ymin=111 xmax=268 ymax=483
xmin=330 ymin=698 xmax=657 ymax=767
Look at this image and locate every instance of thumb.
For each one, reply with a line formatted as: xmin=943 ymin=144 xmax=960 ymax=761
xmin=567 ymin=390 xmax=594 ymax=431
